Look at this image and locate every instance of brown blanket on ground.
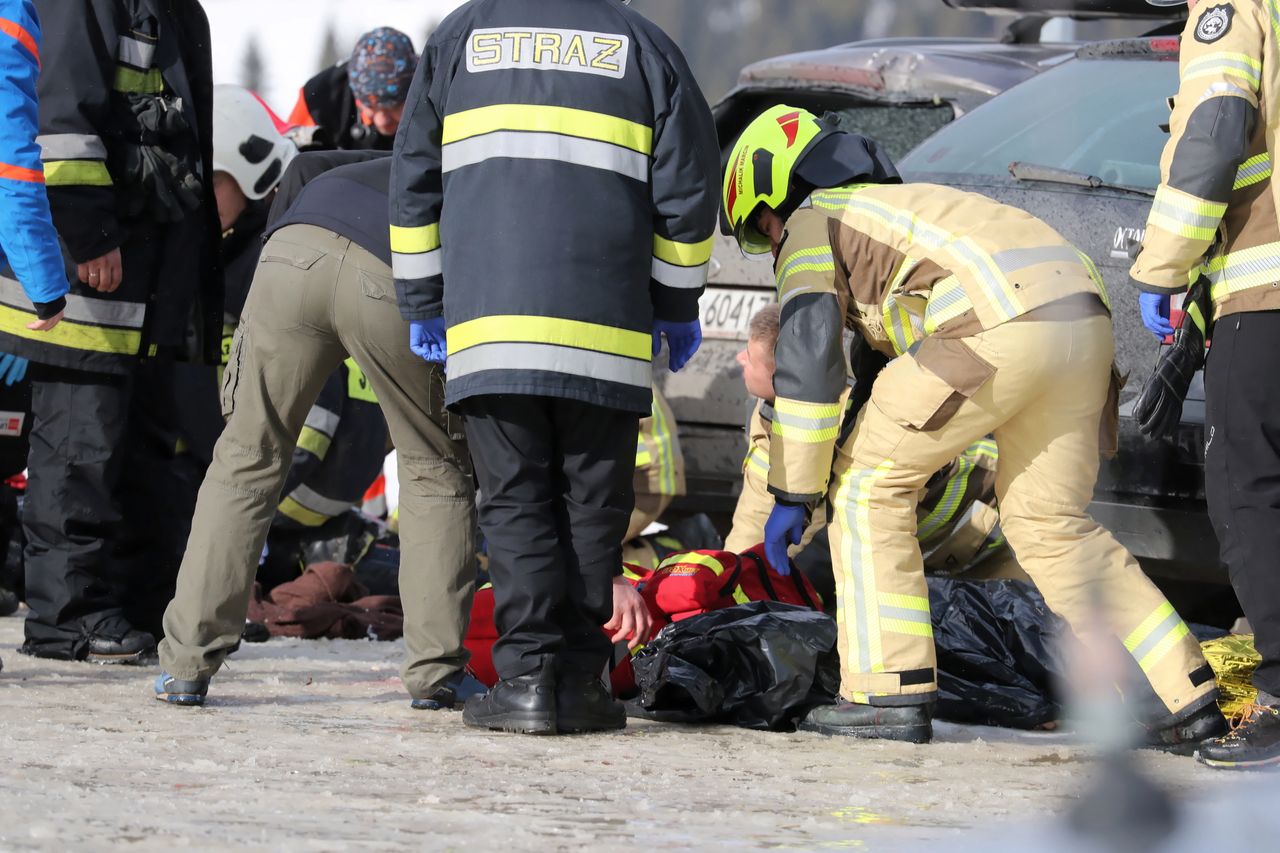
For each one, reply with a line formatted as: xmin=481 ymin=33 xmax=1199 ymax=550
xmin=247 ymin=562 xmax=403 ymax=641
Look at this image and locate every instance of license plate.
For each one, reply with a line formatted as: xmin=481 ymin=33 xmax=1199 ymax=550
xmin=699 ymin=287 xmax=775 ymax=341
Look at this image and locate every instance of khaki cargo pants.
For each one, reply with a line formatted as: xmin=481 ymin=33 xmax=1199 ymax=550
xmin=159 ymin=225 xmax=476 ymax=699
xmin=830 ymin=311 xmax=1217 ymax=723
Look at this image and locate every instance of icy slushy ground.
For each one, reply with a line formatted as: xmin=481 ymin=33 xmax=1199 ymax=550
xmin=0 ymin=611 xmax=1235 ymax=851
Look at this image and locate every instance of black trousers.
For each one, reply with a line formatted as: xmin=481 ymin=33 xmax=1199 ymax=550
xmin=1205 ymin=310 xmax=1280 ymax=699
xmin=22 ymin=361 xmax=205 ymax=656
xmin=459 ymin=395 xmax=639 ymax=680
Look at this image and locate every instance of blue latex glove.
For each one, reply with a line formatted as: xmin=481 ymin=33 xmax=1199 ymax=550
xmin=652 ymin=319 xmax=702 ymax=372
xmin=764 ymin=501 xmax=806 ymax=577
xmin=1139 ymin=292 xmax=1174 ymax=339
xmin=0 ymin=353 xmax=28 ymax=386
xmin=409 ymin=318 xmax=447 ymax=364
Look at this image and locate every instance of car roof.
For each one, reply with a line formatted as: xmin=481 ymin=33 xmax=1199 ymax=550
xmin=942 ymin=0 xmax=1182 ymax=19
xmin=719 ymin=38 xmax=1077 ymax=115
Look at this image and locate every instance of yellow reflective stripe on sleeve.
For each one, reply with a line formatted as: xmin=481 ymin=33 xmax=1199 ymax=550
xmin=0 ymin=303 xmax=140 ymax=354
xmin=1234 ymin=153 xmax=1272 ymax=190
xmin=389 ymin=223 xmax=441 ymax=254
xmin=1183 ymin=52 xmax=1263 ymax=91
xmin=442 ymin=104 xmax=653 ymax=154
xmin=772 ymin=398 xmax=842 ymax=443
xmin=657 ymin=551 xmax=733 ymax=576
xmin=1123 ymin=601 xmax=1192 ymax=674
xmin=1148 ymin=185 xmax=1227 ymax=241
xmin=113 ymin=65 xmax=164 ymax=94
xmin=922 ymin=275 xmax=973 ymax=334
xmin=296 ymin=426 xmax=332 ymax=460
xmin=344 ymin=359 xmax=378 ymax=403
xmin=775 ymin=246 xmax=835 ymax=295
xmin=447 ymin=314 xmax=651 ymax=360
xmin=653 ymin=234 xmax=714 ymax=267
xmin=43 ymin=160 xmax=113 ymax=187
xmin=278 ymin=496 xmax=330 ymax=527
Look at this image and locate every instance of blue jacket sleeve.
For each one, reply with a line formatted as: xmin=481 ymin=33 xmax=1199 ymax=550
xmin=0 ymin=0 xmax=69 ymax=313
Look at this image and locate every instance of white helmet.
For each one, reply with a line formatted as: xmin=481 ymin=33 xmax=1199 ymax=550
xmin=212 ymin=84 xmax=298 ymax=200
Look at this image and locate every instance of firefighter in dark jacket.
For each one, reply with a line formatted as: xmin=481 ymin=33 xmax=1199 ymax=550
xmin=1134 ymin=0 xmax=1280 ymax=770
xmin=391 ymin=0 xmax=719 ymax=735
xmin=287 ymin=27 xmax=417 ymax=152
xmin=0 ymin=0 xmax=223 ymax=662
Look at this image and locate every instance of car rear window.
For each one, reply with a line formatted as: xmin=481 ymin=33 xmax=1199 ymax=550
xmin=829 ymin=103 xmax=954 ymax=161
xmin=899 ymin=58 xmax=1178 ymax=190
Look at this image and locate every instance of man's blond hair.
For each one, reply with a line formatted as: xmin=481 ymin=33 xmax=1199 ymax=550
xmin=748 ymin=304 xmax=781 ymax=352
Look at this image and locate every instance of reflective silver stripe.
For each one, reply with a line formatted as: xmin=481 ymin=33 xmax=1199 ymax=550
xmin=117 ymin=35 xmax=155 ymax=69
xmin=288 ymin=484 xmax=353 ymax=518
xmin=36 ymin=133 xmax=107 ymax=162
xmin=1128 ymin=609 xmax=1185 ymax=665
xmin=1150 ymin=195 xmax=1222 ymax=231
xmin=949 ymin=238 xmax=1019 ymax=320
xmin=1201 ymin=81 xmax=1257 ymax=103
xmin=447 ymin=342 xmax=651 ymax=388
xmin=391 ymin=249 xmax=441 ymax=280
xmin=1235 ymin=154 xmax=1272 ymax=188
xmin=772 ymin=408 xmax=840 ymax=432
xmin=990 ymin=246 xmax=1084 ymax=276
xmin=303 ymin=406 xmax=340 ymax=437
xmin=878 ymin=606 xmax=931 ymax=625
xmin=441 ymin=132 xmax=649 ymax=182
xmin=0 ymin=275 xmax=145 ymax=327
xmin=651 ymin=257 xmax=707 ymax=289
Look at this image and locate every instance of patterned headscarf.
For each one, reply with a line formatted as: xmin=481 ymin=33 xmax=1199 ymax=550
xmin=349 ymin=27 xmax=418 ymax=108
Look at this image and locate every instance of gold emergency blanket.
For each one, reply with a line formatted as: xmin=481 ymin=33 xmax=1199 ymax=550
xmin=1201 ymin=634 xmax=1260 ymax=717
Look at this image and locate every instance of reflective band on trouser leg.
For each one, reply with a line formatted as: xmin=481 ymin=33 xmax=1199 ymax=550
xmin=1123 ymin=602 xmax=1191 ymax=675
xmin=649 ymin=392 xmax=676 ymax=496
xmin=1147 ymin=185 xmax=1227 ymax=242
xmin=652 ymin=234 xmax=713 ymax=290
xmin=771 ymin=399 xmax=842 ymax=444
xmin=390 ymin=223 xmax=441 ymax=281
xmin=745 ymin=445 xmax=770 ymax=479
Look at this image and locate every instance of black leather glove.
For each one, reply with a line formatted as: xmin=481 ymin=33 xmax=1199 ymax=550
xmin=1132 ymin=277 xmax=1210 ymax=439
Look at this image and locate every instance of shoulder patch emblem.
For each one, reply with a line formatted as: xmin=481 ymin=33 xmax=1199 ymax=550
xmin=1195 ymin=5 xmax=1235 ymax=44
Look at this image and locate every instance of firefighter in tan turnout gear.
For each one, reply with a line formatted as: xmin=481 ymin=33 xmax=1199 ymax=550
xmin=1134 ymin=0 xmax=1280 ymax=770
xmin=723 ymin=105 xmax=1225 ymax=745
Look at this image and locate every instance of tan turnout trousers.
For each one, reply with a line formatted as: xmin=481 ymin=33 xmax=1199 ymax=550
xmin=159 ymin=225 xmax=476 ymax=699
xmin=831 ymin=311 xmax=1216 ymax=722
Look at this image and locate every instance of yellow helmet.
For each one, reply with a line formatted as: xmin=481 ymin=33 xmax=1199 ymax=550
xmin=721 ymin=105 xmax=829 ymax=254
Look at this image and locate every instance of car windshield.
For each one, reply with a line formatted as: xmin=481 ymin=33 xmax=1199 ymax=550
xmin=828 ymin=103 xmax=954 ymax=161
xmin=899 ymin=57 xmax=1177 ymax=190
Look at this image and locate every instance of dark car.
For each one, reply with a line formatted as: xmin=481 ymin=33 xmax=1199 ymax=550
xmin=659 ymin=35 xmax=1079 ymax=516
xmin=898 ymin=36 xmax=1224 ymax=588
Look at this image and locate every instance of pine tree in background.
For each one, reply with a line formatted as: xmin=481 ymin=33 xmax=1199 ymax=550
xmin=242 ymin=35 xmax=266 ymax=94
xmin=318 ymin=19 xmax=342 ymax=68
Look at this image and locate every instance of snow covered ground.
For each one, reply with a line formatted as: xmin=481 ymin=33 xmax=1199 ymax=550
xmin=0 ymin=610 xmax=1245 ymax=851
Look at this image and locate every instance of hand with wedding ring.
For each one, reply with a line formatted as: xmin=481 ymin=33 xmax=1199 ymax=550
xmin=77 ymin=248 xmax=123 ymax=293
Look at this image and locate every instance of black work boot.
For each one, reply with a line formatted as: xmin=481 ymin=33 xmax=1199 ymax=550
xmin=799 ymin=701 xmax=933 ymax=743
xmin=85 ymin=626 xmax=156 ymax=665
xmin=1196 ymin=701 xmax=1280 ymax=770
xmin=1141 ymin=702 xmax=1229 ymax=754
xmin=463 ymin=665 xmax=557 ymax=735
xmin=556 ymin=669 xmax=625 ymax=734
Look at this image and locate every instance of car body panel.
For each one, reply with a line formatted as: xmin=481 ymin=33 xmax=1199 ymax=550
xmin=943 ymin=0 xmax=1182 ymax=19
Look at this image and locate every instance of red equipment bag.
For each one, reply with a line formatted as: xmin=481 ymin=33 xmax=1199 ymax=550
xmin=641 ymin=545 xmax=822 ymax=623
